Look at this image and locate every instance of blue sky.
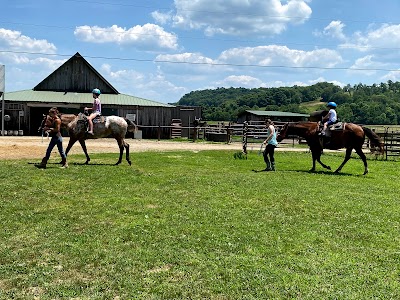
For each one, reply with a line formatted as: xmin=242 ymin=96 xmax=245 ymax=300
xmin=1 ymin=0 xmax=400 ymax=103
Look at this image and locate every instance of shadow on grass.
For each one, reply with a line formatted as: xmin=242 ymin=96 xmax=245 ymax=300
xmin=291 ymin=169 xmax=363 ymax=177
xmin=251 ymin=167 xmax=361 ymax=177
xmin=28 ymin=162 xmax=122 ymax=167
xmin=71 ymin=162 xmax=124 ymax=166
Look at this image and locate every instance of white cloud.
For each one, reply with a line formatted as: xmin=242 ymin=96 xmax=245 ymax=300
xmin=154 ymin=46 xmax=342 ymax=75
xmin=152 ymin=10 xmax=173 ymax=25
xmin=74 ymin=24 xmax=179 ymax=51
xmin=99 ymin=64 xmax=187 ymax=102
xmin=340 ymin=24 xmax=400 ymax=52
xmin=155 ymin=52 xmax=216 ymax=74
xmin=349 ymin=55 xmax=387 ymax=76
xmin=0 ymin=28 xmax=64 ymax=80
xmin=381 ymin=70 xmax=400 ymax=82
xmin=217 ymin=75 xmax=266 ymax=88
xmin=218 ymin=45 xmax=342 ymax=68
xmin=323 ymin=21 xmax=346 ymax=41
xmin=308 ymin=77 xmax=345 ymax=87
xmin=154 ymin=0 xmax=312 ymax=36
xmin=0 ymin=28 xmax=57 ymax=53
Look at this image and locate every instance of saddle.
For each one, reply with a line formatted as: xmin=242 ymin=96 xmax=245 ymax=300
xmin=78 ymin=113 xmax=106 ymax=124
xmin=328 ymin=122 xmax=344 ymax=131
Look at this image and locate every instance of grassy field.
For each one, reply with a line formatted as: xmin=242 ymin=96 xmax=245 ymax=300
xmin=0 ymin=150 xmax=399 ymax=299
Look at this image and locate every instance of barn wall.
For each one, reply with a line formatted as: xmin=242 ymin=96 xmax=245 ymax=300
xmin=3 ymin=101 xmax=202 ymax=139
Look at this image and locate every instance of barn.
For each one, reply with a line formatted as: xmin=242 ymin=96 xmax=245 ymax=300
xmin=237 ymin=110 xmax=310 ymax=123
xmin=2 ymin=52 xmax=201 ymax=138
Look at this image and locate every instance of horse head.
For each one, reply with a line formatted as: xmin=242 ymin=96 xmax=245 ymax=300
xmin=277 ymin=123 xmax=288 ymax=142
xmin=309 ymin=110 xmax=328 ymax=122
xmin=38 ymin=114 xmax=52 ymax=133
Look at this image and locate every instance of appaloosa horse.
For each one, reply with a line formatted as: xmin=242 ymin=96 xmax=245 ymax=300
xmin=40 ymin=113 xmax=136 ymax=165
xmin=277 ymin=121 xmax=384 ymax=175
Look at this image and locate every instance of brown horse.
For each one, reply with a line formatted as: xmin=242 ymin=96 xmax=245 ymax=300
xmin=40 ymin=113 xmax=136 ymax=165
xmin=277 ymin=121 xmax=384 ymax=175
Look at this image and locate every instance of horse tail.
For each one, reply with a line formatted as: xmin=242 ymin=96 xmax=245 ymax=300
xmin=362 ymin=126 xmax=384 ymax=155
xmin=125 ymin=118 xmax=137 ymax=133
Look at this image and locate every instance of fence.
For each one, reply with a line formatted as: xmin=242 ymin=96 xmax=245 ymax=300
xmin=376 ymin=127 xmax=400 ymax=160
xmin=136 ymin=123 xmax=400 ymax=160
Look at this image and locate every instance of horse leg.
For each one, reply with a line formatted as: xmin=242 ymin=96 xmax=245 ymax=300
xmin=115 ymin=138 xmax=124 ymax=165
xmin=310 ymin=150 xmax=317 ymax=172
xmin=334 ymin=148 xmax=352 ymax=173
xmin=313 ymin=148 xmax=331 ymax=171
xmin=60 ymin=137 xmax=77 ymax=164
xmin=65 ymin=137 xmax=77 ymax=156
xmin=355 ymin=148 xmax=368 ymax=175
xmin=310 ymin=148 xmax=331 ymax=172
xmin=78 ymin=139 xmax=91 ymax=164
xmin=124 ymin=140 xmax=131 ymax=166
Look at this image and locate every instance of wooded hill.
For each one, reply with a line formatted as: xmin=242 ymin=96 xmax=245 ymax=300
xmin=175 ymin=81 xmax=400 ymax=125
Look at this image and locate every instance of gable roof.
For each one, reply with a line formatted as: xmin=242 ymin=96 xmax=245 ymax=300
xmin=34 ymin=52 xmax=119 ymax=94
xmin=4 ymin=90 xmax=174 ymax=107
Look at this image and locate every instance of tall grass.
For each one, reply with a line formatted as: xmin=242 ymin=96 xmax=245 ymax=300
xmin=0 ymin=150 xmax=399 ymax=299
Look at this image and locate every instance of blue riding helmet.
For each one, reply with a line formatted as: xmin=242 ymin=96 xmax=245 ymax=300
xmin=327 ymin=101 xmax=337 ymax=108
xmin=92 ymin=88 xmax=101 ymax=95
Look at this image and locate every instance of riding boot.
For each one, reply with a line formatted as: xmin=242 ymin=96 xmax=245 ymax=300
xmin=60 ymin=157 xmax=68 ymax=169
xmin=35 ymin=157 xmax=48 ymax=169
xmin=271 ymin=162 xmax=275 ymax=171
xmin=265 ymin=161 xmax=272 ymax=171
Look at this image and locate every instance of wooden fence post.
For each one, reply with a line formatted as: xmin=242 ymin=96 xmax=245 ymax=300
xmin=193 ymin=126 xmax=198 ymax=142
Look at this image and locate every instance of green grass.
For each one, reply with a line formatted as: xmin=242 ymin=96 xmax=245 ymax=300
xmin=0 ymin=150 xmax=399 ymax=299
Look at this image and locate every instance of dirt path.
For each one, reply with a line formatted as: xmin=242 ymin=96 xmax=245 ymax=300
xmin=0 ymin=136 xmax=250 ymax=160
xmin=0 ymin=136 xmax=344 ymax=160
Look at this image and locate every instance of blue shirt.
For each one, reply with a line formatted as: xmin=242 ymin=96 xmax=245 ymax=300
xmin=267 ymin=126 xmax=278 ymax=146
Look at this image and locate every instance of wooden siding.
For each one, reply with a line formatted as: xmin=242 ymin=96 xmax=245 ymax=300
xmin=34 ymin=53 xmax=118 ymax=94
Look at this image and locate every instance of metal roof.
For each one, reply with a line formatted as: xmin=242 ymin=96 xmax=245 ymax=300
xmin=4 ymin=90 xmax=175 ymax=107
xmin=245 ymin=110 xmax=310 ymax=117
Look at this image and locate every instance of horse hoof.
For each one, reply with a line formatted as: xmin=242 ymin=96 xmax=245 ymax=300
xmin=127 ymin=161 xmax=132 ymax=166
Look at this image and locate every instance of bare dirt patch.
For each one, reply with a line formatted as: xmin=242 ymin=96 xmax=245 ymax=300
xmin=0 ymin=136 xmax=244 ymax=160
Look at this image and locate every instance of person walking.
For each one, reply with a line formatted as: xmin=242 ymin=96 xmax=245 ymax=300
xmin=263 ymin=119 xmax=278 ymax=171
xmin=35 ymin=107 xmax=68 ymax=169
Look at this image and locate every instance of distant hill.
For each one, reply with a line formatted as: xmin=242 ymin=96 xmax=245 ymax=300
xmin=175 ymin=81 xmax=400 ymax=125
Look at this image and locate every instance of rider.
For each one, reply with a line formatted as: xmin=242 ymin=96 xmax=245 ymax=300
xmin=85 ymin=88 xmax=102 ymax=135
xmin=319 ymin=101 xmax=337 ymax=136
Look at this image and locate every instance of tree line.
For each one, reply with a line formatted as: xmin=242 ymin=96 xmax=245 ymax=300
xmin=175 ymin=81 xmax=400 ymax=125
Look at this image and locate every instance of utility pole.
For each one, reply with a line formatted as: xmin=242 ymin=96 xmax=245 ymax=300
xmin=0 ymin=65 xmax=5 ymax=136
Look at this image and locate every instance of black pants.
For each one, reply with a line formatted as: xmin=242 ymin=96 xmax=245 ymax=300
xmin=263 ymin=144 xmax=276 ymax=165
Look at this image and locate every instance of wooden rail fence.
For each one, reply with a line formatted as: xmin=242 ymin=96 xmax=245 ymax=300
xmin=137 ymin=123 xmax=400 ymax=160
